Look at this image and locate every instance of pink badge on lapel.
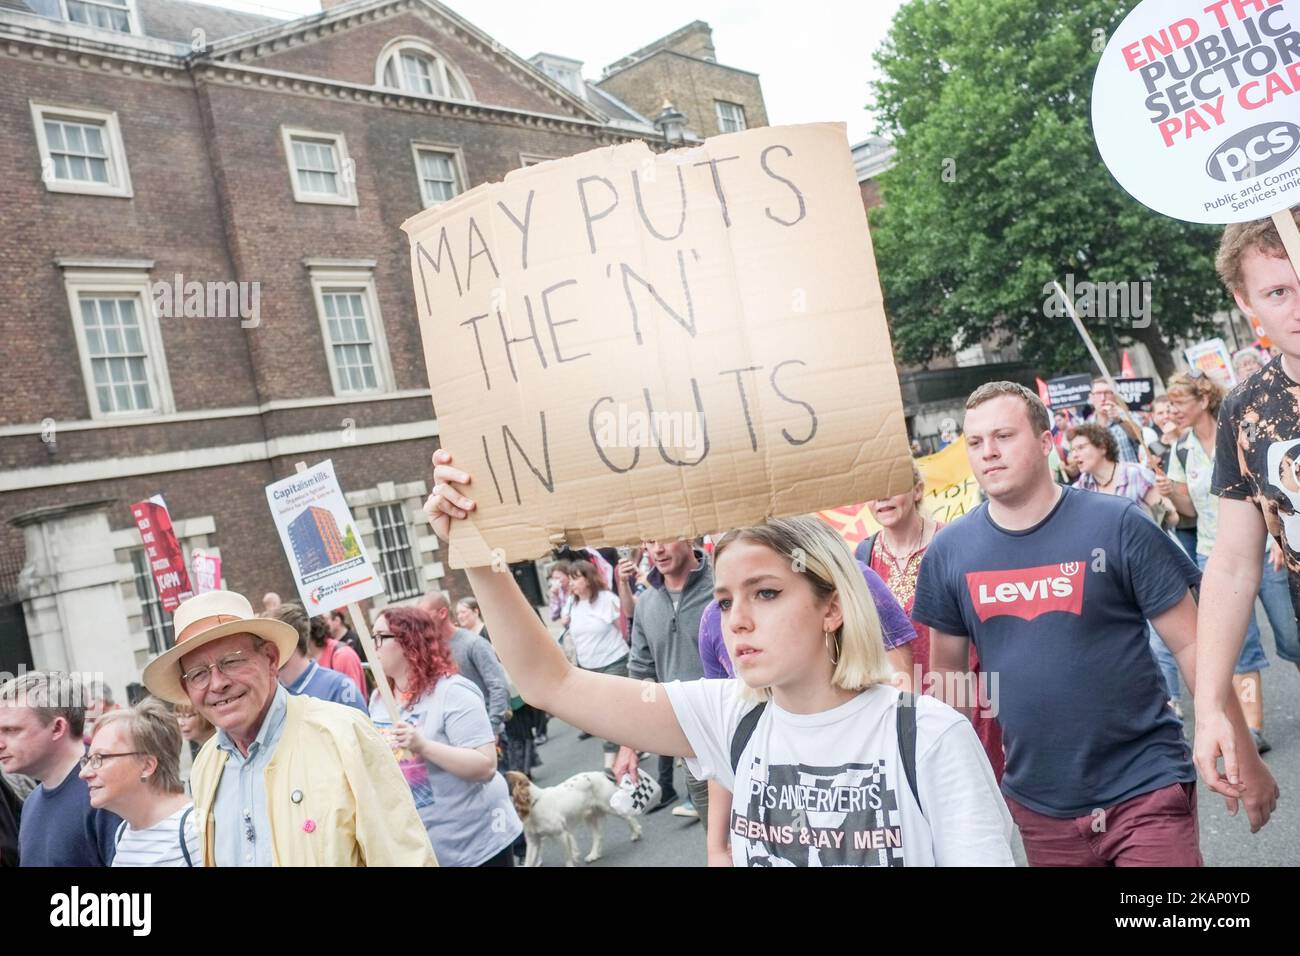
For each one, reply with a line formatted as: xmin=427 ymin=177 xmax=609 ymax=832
xmin=303 ymin=819 xmax=316 ymax=833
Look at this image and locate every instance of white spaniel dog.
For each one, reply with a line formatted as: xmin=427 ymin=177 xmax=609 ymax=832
xmin=505 ymin=770 xmax=643 ymax=866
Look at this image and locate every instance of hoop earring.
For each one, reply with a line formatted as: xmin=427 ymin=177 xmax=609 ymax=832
xmin=825 ymin=628 xmax=840 ymax=667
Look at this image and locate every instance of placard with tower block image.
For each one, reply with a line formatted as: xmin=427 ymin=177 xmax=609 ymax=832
xmin=265 ymin=459 xmax=384 ymax=616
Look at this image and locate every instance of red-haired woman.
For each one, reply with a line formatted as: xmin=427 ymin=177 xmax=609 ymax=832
xmin=369 ymin=606 xmax=522 ymax=867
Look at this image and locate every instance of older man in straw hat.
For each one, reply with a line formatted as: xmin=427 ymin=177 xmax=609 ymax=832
xmin=143 ymin=590 xmax=435 ymax=866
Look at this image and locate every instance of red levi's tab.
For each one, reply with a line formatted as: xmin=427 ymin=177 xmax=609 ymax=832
xmin=965 ymin=562 xmax=1087 ymax=623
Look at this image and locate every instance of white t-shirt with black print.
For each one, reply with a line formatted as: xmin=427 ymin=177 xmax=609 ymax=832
xmin=664 ymin=680 xmax=1014 ymax=867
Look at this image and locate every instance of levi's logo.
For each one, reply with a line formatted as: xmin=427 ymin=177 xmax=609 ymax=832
xmin=965 ymin=562 xmax=1085 ymax=623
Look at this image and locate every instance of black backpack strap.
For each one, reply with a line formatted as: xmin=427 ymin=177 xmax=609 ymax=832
xmin=896 ymin=691 xmax=922 ymax=817
xmin=854 ymin=533 xmax=878 ymax=565
xmin=114 ymin=819 xmax=127 ymax=848
xmin=1175 ymin=435 xmax=1191 ymax=473
xmin=730 ymin=702 xmax=767 ymax=775
xmin=179 ymin=806 xmax=194 ymax=868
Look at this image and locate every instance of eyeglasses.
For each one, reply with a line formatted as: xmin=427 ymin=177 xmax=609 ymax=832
xmin=372 ymin=631 xmax=396 ymax=648
xmin=80 ymin=751 xmax=144 ymax=771
xmin=180 ymin=649 xmax=257 ymax=690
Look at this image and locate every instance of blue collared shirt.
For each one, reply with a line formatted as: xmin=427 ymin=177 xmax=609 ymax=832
xmin=212 ymin=684 xmax=289 ymax=867
xmin=283 ymin=659 xmax=367 ymax=715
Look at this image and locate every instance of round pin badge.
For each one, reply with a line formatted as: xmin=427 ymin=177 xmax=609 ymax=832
xmin=291 ymin=789 xmax=303 ymax=804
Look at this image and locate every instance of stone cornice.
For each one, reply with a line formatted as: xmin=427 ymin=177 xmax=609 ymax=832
xmin=193 ymin=60 xmax=660 ymax=145
xmin=1 ymin=19 xmax=185 ymax=82
xmin=202 ymin=0 xmax=605 ymax=126
xmin=599 ymin=48 xmax=762 ymax=85
xmin=0 ymin=26 xmax=659 ymax=145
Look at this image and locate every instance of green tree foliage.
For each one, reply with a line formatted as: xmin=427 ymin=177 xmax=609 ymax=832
xmin=871 ymin=0 xmax=1229 ymax=379
xmin=342 ymin=525 xmax=361 ymax=559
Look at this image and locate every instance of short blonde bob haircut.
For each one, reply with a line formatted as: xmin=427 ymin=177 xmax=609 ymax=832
xmin=92 ymin=698 xmax=186 ymax=795
xmin=712 ymin=515 xmax=893 ymax=702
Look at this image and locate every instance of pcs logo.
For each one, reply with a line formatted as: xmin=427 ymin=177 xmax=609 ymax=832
xmin=1206 ymin=122 xmax=1300 ymax=183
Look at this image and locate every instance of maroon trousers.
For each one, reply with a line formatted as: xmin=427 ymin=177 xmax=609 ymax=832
xmin=1007 ymin=782 xmax=1203 ymax=867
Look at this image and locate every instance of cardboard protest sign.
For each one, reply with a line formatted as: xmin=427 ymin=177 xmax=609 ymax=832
xmin=817 ymin=438 xmax=981 ymax=543
xmin=190 ymin=549 xmax=221 ymax=595
xmin=1092 ymin=0 xmax=1300 ymax=224
xmin=1047 ymin=374 xmax=1093 ymax=410
xmin=403 ymin=123 xmax=912 ymax=569
xmin=1115 ymin=377 xmax=1156 ymax=409
xmin=130 ymin=495 xmax=193 ymax=612
xmin=265 ymin=460 xmax=384 ymax=615
xmin=1185 ymin=337 xmax=1238 ymax=389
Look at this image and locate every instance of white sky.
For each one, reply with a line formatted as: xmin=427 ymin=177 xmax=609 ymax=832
xmin=198 ymin=0 xmax=908 ymax=143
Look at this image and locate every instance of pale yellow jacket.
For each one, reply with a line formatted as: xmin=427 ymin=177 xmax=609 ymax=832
xmin=190 ymin=692 xmax=437 ymax=866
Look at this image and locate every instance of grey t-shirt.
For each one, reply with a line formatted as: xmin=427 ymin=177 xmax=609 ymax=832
xmin=370 ymin=675 xmax=521 ymax=867
xmin=448 ymin=628 xmax=510 ymax=734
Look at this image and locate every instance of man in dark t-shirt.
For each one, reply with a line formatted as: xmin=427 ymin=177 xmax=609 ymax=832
xmin=328 ymin=610 xmax=365 ymax=661
xmin=1196 ymin=208 xmax=1296 ymax=827
xmin=913 ymin=381 xmax=1266 ymax=865
xmin=0 ymin=672 xmax=120 ymax=866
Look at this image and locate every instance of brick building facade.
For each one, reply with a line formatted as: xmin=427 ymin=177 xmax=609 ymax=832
xmin=0 ymin=0 xmax=769 ymax=698
xmin=596 ymin=20 xmax=767 ymax=141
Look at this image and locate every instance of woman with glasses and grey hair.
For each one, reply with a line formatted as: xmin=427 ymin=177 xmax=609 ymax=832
xmin=80 ymin=699 xmax=200 ymax=867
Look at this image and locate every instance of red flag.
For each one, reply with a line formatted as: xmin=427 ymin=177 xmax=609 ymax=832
xmin=1035 ymin=377 xmax=1050 ymax=405
xmin=1121 ymin=351 xmax=1135 ymax=378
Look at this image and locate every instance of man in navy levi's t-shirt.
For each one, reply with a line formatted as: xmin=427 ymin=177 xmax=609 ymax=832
xmin=912 ymin=382 xmax=1259 ymax=867
xmin=916 ymin=486 xmax=1196 ymax=810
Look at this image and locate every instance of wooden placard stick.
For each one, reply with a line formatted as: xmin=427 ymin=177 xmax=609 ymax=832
xmin=1051 ymin=281 xmax=1163 ymax=470
xmin=1273 ymin=210 xmax=1300 ymax=286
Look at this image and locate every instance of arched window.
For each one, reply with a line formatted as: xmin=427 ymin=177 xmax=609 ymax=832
xmin=377 ymin=39 xmax=471 ymax=100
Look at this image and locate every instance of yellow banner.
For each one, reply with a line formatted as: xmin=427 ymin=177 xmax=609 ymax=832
xmin=817 ymin=437 xmax=981 ymax=544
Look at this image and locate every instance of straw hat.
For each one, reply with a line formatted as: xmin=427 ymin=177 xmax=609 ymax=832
xmin=142 ymin=590 xmax=298 ymax=705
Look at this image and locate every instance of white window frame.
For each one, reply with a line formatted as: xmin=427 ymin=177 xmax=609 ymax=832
xmin=58 ymin=0 xmax=139 ymax=35
xmin=31 ymin=102 xmax=134 ymax=198
xmin=344 ymin=482 xmax=442 ymax=614
xmin=410 ymin=142 xmax=467 ymax=209
xmin=62 ymin=266 xmax=175 ymax=421
xmin=130 ymin=547 xmax=174 ymax=656
xmin=715 ymin=100 xmax=747 ymax=134
xmin=368 ymin=501 xmax=423 ymax=601
xmin=281 ymin=127 xmax=357 ymax=207
xmin=307 ymin=264 xmax=395 ymax=397
xmin=375 ymin=36 xmax=474 ymax=102
xmin=519 ymin=153 xmax=555 ymax=168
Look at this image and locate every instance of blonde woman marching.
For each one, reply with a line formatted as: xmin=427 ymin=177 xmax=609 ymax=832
xmin=426 ymin=450 xmax=1013 ymax=867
